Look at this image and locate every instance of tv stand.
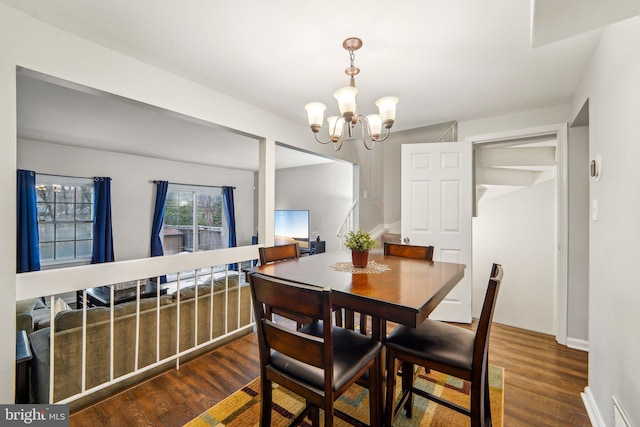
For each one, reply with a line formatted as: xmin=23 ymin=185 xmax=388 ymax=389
xmin=309 ymin=240 xmax=325 ymax=255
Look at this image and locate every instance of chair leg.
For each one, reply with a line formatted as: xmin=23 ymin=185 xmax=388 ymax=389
xmin=324 ymin=402 xmax=334 ymax=427
xmin=384 ymin=349 xmax=398 ymax=427
xmin=310 ymin=406 xmax=319 ymax=427
xmin=261 ymin=378 xmax=272 ymax=427
xmin=369 ymin=355 xmax=382 ymax=427
xmin=470 ymin=376 xmax=484 ymax=427
xmin=484 ymin=363 xmax=492 ymax=426
xmin=401 ymin=361 xmax=414 ymax=418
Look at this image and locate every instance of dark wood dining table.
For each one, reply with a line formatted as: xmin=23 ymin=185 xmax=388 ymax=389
xmin=249 ymin=250 xmax=466 ymax=425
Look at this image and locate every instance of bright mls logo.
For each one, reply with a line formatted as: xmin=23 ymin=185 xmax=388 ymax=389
xmin=1 ymin=405 xmax=68 ymax=426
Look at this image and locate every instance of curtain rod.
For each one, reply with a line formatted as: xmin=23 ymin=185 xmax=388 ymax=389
xmin=38 ymin=173 xmax=99 ymax=181
xmin=152 ymin=180 xmax=235 ymax=189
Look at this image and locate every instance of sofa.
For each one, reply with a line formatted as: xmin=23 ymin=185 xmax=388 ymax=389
xmin=16 ymin=298 xmax=51 ymax=334
xmin=28 ymin=273 xmax=252 ymax=406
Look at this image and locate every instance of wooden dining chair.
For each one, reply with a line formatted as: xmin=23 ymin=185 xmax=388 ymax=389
xmin=352 ymin=242 xmax=435 ymax=335
xmin=257 ymin=243 xmax=308 ymax=328
xmin=384 ymin=263 xmax=504 ymax=427
xmin=249 ymin=273 xmax=383 ymax=427
xmin=383 ymin=242 xmax=434 ymax=261
xmin=258 ymin=242 xmax=300 ymax=265
xmin=259 ymin=242 xmax=344 ymax=329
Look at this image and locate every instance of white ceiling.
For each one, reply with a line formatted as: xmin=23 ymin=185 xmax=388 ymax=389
xmin=6 ymin=0 xmax=639 ymax=170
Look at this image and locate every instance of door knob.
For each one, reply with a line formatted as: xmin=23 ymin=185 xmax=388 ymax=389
xmin=403 ymin=237 xmax=410 ymax=243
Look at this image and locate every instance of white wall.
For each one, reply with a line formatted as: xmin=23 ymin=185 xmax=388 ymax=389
xmin=458 ymin=104 xmax=572 ymax=138
xmin=18 ymin=139 xmax=256 ymax=261
xmin=275 ymin=162 xmax=353 ymax=252
xmin=572 ymin=15 xmax=640 ymax=425
xmin=472 ymin=180 xmax=556 ymax=334
xmin=567 ymin=126 xmax=590 ymax=344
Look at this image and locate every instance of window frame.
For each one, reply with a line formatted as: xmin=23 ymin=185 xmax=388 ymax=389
xmin=162 ymin=183 xmax=228 ymax=256
xmin=35 ymin=174 xmax=94 ymax=268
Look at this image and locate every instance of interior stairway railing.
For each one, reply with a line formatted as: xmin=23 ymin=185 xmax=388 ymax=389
xmin=336 ymin=199 xmax=358 ymax=250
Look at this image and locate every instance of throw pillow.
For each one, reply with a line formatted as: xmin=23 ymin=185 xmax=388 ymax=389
xmin=54 ymin=297 xmax=72 ymax=315
xmin=16 ymin=298 xmax=37 ymax=315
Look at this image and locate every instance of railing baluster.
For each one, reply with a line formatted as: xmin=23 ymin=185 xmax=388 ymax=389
xmin=110 ymin=286 xmax=115 ymax=381
xmin=175 ymin=271 xmax=181 ymax=370
xmin=81 ymin=291 xmax=87 ymax=394
xmin=156 ymin=277 xmax=160 ymax=364
xmin=134 ymin=279 xmax=141 ymax=372
xmin=48 ymin=295 xmax=55 ymax=404
xmin=337 ymin=199 xmax=358 ymax=250
xmin=237 ymin=262 xmax=242 ymax=330
xmin=194 ymin=269 xmax=198 ymax=347
xmin=224 ymin=265 xmax=229 ymax=335
xmin=209 ymin=266 xmax=214 ymax=341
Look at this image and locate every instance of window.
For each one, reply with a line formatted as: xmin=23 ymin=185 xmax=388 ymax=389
xmin=36 ymin=175 xmax=94 ymax=266
xmin=163 ymin=184 xmax=227 ymax=255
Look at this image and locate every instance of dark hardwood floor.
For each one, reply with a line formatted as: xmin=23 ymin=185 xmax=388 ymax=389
xmin=70 ymin=322 xmax=590 ymax=426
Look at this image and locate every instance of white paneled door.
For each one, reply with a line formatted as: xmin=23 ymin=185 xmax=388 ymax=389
xmin=401 ymin=142 xmax=473 ymax=323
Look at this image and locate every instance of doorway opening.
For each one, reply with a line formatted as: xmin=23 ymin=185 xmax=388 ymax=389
xmin=466 ymin=123 xmax=569 ymax=344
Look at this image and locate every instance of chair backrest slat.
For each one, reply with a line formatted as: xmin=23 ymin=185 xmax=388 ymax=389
xmin=259 ymin=243 xmax=300 ymax=265
xmin=384 ymin=242 xmax=434 ymax=261
xmin=250 ymin=274 xmax=324 ymax=320
xmin=263 ymin=320 xmax=326 ymax=368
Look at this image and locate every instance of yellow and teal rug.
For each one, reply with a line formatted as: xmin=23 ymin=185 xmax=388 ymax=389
xmin=185 ymin=365 xmax=504 ymax=426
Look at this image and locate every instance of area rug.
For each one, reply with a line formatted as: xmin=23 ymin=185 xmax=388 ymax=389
xmin=185 ymin=365 xmax=503 ymax=426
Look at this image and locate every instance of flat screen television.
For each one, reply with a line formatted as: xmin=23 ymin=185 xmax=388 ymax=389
xmin=274 ymin=210 xmax=310 ymax=249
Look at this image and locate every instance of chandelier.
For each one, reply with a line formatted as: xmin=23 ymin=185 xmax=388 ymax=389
xmin=304 ymin=37 xmax=399 ymax=151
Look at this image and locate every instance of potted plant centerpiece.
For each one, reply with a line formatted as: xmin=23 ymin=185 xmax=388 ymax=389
xmin=344 ymin=230 xmax=377 ymax=268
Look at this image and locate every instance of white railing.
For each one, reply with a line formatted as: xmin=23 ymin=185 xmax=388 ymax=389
xmin=16 ymin=245 xmax=259 ymax=406
xmin=336 ymin=199 xmax=358 ymax=250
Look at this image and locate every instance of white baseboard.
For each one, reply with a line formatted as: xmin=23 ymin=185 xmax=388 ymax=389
xmin=368 ymin=224 xmax=387 ymax=240
xmin=567 ymin=337 xmax=589 ymax=352
xmin=369 ymin=221 xmax=401 ymax=240
xmin=581 ymin=386 xmax=605 ymax=427
xmin=384 ymin=221 xmax=401 ymax=234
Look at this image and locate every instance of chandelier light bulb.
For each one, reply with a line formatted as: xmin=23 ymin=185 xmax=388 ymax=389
xmin=333 ymin=87 xmax=358 ymax=122
xmin=327 ymin=116 xmax=344 ymax=141
xmin=367 ymin=114 xmax=382 ymax=139
xmin=375 ymin=96 xmax=399 ymax=128
xmin=304 ymin=102 xmax=327 ymax=133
